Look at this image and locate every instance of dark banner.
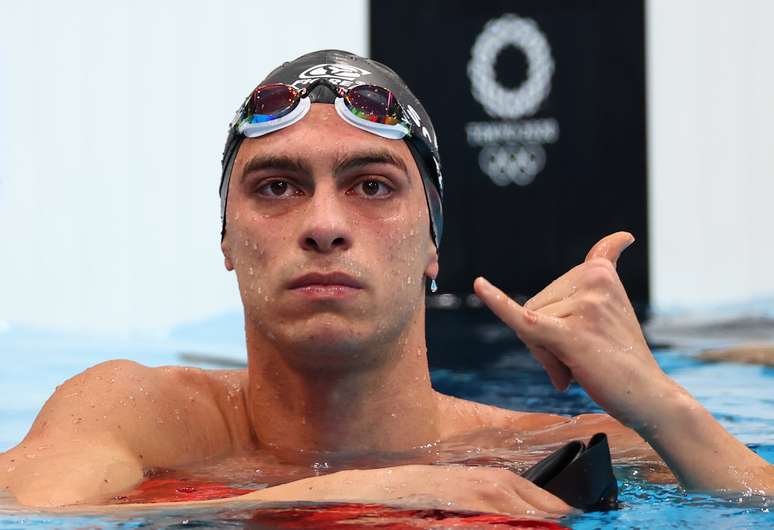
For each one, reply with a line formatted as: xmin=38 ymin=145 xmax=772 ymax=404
xmin=370 ymin=0 xmax=649 ymax=309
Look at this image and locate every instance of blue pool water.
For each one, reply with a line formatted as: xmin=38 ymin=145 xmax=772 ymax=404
xmin=0 ymin=312 xmax=772 ymax=529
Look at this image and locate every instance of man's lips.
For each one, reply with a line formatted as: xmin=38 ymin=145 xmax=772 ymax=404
xmin=287 ymin=272 xmax=364 ymax=290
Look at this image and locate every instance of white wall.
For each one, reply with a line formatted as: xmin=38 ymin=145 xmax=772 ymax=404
xmin=647 ymin=0 xmax=774 ymax=309
xmin=1 ymin=0 xmax=773 ymax=335
xmin=0 ymin=0 xmax=367 ymax=334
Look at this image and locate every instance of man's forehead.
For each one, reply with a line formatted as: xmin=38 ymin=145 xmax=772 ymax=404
xmin=235 ymin=105 xmax=418 ymax=178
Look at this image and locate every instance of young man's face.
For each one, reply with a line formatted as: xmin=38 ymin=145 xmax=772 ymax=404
xmin=222 ymin=103 xmax=438 ymax=367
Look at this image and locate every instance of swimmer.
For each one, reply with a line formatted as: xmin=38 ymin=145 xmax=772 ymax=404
xmin=1 ymin=50 xmax=771 ymax=515
xmin=697 ymin=344 xmax=774 ymax=366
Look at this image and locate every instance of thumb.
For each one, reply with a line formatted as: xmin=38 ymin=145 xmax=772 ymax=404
xmin=585 ymin=231 xmax=635 ymax=268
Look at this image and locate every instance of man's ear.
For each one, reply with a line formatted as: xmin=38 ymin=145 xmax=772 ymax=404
xmin=221 ymin=239 xmax=234 ymax=271
xmin=424 ymin=244 xmax=439 ymax=281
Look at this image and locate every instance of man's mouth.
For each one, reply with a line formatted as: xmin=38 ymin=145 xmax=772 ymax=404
xmin=287 ymin=272 xmax=364 ymax=299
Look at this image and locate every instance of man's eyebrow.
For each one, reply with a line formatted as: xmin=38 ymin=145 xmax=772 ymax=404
xmin=240 ymin=154 xmax=310 ymax=179
xmin=333 ymin=149 xmax=409 ymax=177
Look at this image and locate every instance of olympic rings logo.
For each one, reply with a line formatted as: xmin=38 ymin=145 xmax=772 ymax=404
xmin=478 ymin=144 xmax=546 ymax=186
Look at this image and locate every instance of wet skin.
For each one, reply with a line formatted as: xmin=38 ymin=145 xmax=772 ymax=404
xmin=1 ymin=104 xmax=771 ymax=513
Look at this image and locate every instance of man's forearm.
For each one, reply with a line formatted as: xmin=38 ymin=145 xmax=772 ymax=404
xmin=60 ymin=465 xmax=571 ymax=517
xmin=636 ymin=378 xmax=773 ymax=492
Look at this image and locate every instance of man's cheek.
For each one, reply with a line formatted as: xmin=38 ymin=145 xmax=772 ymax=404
xmin=227 ymin=231 xmax=273 ymax=295
xmin=382 ymin=237 xmax=426 ymax=291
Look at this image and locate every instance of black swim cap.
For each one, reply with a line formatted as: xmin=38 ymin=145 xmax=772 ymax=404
xmin=219 ymin=49 xmax=444 ymax=248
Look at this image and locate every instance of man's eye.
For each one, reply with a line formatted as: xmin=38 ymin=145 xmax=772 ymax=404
xmin=256 ymin=180 xmax=301 ymax=198
xmin=352 ymin=179 xmax=392 ymax=198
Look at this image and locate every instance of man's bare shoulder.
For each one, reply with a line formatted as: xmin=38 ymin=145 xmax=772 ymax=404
xmin=435 ymin=392 xmax=651 ymax=456
xmin=18 ymin=360 xmax=253 ymax=463
xmin=1 ymin=361 xmax=254 ymax=506
xmin=436 ymin=392 xmax=568 ymax=437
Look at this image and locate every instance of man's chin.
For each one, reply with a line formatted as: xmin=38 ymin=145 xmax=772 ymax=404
xmin=283 ymin=317 xmax=370 ymax=349
xmin=266 ymin=317 xmax=393 ymax=368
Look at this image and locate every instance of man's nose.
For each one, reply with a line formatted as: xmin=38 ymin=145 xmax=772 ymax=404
xmin=298 ymin=187 xmax=352 ymax=254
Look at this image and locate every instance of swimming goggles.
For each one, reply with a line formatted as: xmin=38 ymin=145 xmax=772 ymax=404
xmin=232 ymin=79 xmax=413 ymax=141
xmin=220 ymin=75 xmax=444 ymax=249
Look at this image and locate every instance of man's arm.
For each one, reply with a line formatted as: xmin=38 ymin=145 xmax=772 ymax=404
xmin=56 ymin=464 xmax=572 ymax=518
xmin=621 ymin=377 xmax=772 ymax=492
xmin=474 ymin=232 xmax=774 ymax=493
xmin=1 ymin=360 xmax=241 ymax=506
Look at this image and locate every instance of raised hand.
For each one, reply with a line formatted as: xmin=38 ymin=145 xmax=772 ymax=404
xmin=473 ymin=232 xmax=668 ymax=429
xmin=474 ymin=232 xmax=774 ymax=493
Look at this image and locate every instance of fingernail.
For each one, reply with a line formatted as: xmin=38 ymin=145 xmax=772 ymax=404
xmin=524 ymin=308 xmax=538 ymax=324
xmin=476 ymin=276 xmax=494 ymax=295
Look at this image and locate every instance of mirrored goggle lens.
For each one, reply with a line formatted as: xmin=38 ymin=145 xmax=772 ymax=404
xmin=344 ymin=85 xmax=403 ymax=126
xmin=244 ymin=83 xmax=300 ymax=124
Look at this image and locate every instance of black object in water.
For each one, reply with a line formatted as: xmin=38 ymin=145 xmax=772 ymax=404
xmin=521 ymin=432 xmax=619 ymax=512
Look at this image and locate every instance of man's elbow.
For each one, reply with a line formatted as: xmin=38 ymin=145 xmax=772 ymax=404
xmin=6 ymin=448 xmax=144 ymax=507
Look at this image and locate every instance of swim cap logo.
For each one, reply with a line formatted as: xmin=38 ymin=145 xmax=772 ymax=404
xmin=466 ymin=14 xmax=559 ymax=186
xmin=297 ymin=64 xmax=371 ymax=81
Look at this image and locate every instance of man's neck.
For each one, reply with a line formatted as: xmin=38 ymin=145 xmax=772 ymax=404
xmin=244 ymin=317 xmax=441 ymax=461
